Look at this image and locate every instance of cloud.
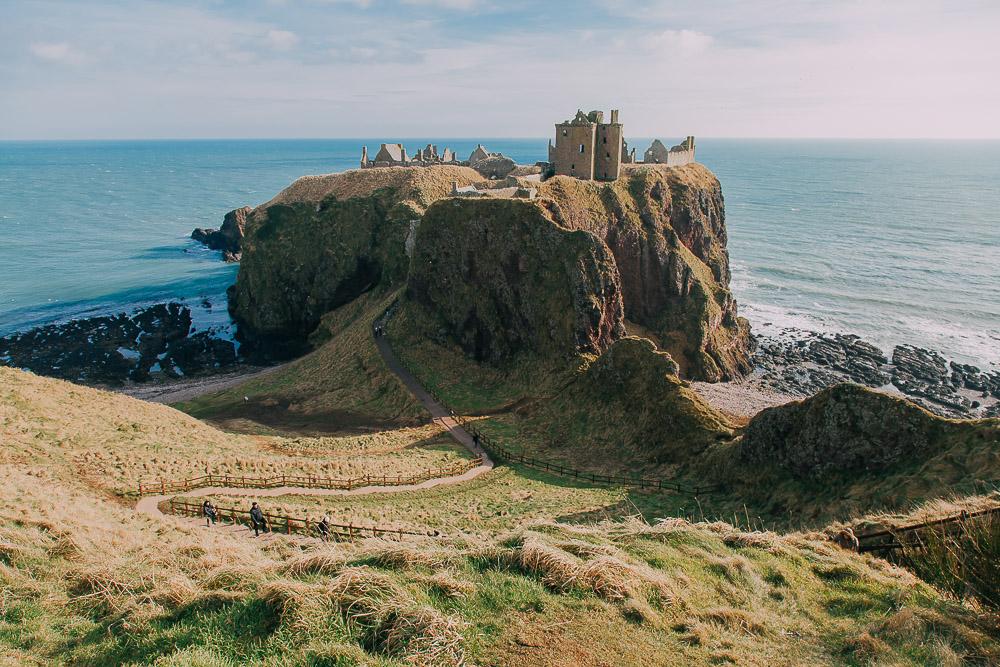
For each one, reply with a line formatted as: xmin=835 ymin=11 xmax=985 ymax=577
xmin=646 ymin=29 xmax=713 ymax=56
xmin=401 ymin=0 xmax=481 ymax=10
xmin=29 ymin=42 xmax=87 ymax=65
xmin=264 ymin=29 xmax=300 ymax=51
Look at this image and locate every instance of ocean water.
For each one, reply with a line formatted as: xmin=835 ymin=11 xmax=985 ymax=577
xmin=1 ymin=139 xmax=997 ymax=368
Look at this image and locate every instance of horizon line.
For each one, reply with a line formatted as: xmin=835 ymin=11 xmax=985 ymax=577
xmin=3 ymin=136 xmax=1000 ymax=143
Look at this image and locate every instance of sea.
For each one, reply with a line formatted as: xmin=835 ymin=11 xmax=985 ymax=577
xmin=1 ymin=139 xmax=998 ymax=368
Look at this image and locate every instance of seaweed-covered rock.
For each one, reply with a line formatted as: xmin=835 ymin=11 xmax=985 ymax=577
xmin=406 ymin=197 xmax=625 ymax=363
xmin=537 ymin=164 xmax=751 ymax=381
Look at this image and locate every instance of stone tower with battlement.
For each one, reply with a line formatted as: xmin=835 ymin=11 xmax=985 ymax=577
xmin=549 ymin=109 xmax=628 ymax=181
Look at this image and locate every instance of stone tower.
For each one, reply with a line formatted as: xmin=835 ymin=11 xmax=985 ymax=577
xmin=549 ymin=109 xmax=624 ymax=181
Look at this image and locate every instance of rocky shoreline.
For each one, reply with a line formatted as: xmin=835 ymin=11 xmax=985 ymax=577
xmin=750 ymin=328 xmax=1000 ymax=419
xmin=0 ymin=302 xmax=241 ymax=387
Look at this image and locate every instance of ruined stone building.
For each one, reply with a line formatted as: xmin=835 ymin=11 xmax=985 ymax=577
xmin=642 ymin=136 xmax=696 ymax=167
xmin=361 ymin=143 xmax=461 ymax=169
xmin=548 ymin=109 xmax=635 ymax=181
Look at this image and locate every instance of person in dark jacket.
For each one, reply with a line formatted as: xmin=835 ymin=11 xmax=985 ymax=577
xmin=203 ymin=500 xmax=217 ymax=527
xmin=249 ymin=502 xmax=268 ymax=537
xmin=316 ymin=514 xmax=331 ymax=542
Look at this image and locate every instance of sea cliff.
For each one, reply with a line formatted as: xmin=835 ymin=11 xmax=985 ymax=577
xmin=230 ymin=163 xmax=751 ymax=381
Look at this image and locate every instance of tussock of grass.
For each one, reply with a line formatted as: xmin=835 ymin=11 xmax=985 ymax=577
xmin=697 ymin=607 xmax=769 ymax=636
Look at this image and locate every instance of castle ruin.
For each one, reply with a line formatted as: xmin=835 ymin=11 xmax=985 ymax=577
xmin=643 ymin=136 xmax=696 ymax=166
xmin=548 ymin=110 xmax=635 ymax=182
xmin=548 ymin=109 xmax=696 ymax=180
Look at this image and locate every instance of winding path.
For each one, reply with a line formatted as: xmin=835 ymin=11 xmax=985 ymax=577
xmin=135 ymin=323 xmax=494 ymax=534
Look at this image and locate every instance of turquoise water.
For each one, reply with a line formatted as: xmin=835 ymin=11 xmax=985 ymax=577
xmin=1 ymin=139 xmax=997 ymax=367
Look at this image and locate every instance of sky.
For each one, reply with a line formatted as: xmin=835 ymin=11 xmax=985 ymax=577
xmin=2 ymin=0 xmax=999 ymax=139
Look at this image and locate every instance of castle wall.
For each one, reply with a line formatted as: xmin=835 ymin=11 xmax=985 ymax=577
xmin=594 ymin=124 xmax=623 ymax=181
xmin=666 ymin=148 xmax=696 ymax=167
xmin=552 ymin=123 xmax=596 ymax=180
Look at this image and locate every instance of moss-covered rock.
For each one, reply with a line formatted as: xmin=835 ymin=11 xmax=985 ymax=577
xmin=740 ymin=384 xmax=999 ymax=480
xmin=229 ymin=166 xmax=482 ymax=358
xmin=537 ymin=164 xmax=751 ymax=381
xmin=518 ymin=337 xmax=736 ymax=472
xmin=405 ymin=198 xmax=625 ymax=363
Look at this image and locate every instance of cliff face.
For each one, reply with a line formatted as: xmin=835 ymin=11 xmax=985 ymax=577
xmin=537 ymin=164 xmax=751 ymax=381
xmin=191 ymin=206 xmax=251 ymax=261
xmin=406 ymin=198 xmax=625 ymax=363
xmin=231 ymin=163 xmax=749 ymax=380
xmin=228 ymin=166 xmax=482 ymax=358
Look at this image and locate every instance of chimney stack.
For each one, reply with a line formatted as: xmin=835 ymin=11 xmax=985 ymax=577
xmin=610 ymin=109 xmax=620 ymax=124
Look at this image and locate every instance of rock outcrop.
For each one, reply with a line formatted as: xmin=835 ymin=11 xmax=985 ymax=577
xmin=191 ymin=206 xmax=251 ymax=261
xmin=0 ymin=303 xmax=237 ymax=386
xmin=739 ymin=383 xmax=997 ymax=480
xmin=520 ymin=337 xmax=735 ymax=470
xmin=406 ymin=198 xmax=625 ymax=362
xmin=537 ymin=164 xmax=751 ymax=381
xmin=228 ymin=166 xmax=483 ymax=359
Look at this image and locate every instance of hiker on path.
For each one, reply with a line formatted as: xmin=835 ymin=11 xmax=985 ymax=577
xmin=472 ymin=433 xmax=480 ymax=450
xmin=249 ymin=502 xmax=268 ymax=537
xmin=202 ymin=500 xmax=217 ymax=527
xmin=317 ymin=514 xmax=331 ymax=542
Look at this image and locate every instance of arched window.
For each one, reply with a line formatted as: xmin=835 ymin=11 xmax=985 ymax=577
xmin=562 ymin=129 xmax=567 ymax=137
xmin=579 ymin=144 xmax=585 ymax=153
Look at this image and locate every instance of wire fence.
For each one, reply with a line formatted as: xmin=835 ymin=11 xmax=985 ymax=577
xmin=166 ymin=498 xmax=437 ymax=541
xmin=858 ymin=504 xmax=1000 ymax=554
xmin=137 ymin=457 xmax=483 ymax=497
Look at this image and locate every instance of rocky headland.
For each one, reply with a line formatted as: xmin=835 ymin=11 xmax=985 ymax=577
xmin=228 ymin=163 xmax=752 ymax=380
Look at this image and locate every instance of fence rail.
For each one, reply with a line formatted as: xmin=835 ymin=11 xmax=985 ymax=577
xmin=166 ymin=498 xmax=436 ymax=541
xmin=138 ymin=457 xmax=483 ymax=497
xmin=858 ymin=505 xmax=1000 ymax=554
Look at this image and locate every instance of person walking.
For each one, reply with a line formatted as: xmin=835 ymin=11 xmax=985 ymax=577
xmin=202 ymin=500 xmax=217 ymax=527
xmin=249 ymin=502 xmax=268 ymax=537
xmin=316 ymin=514 xmax=331 ymax=542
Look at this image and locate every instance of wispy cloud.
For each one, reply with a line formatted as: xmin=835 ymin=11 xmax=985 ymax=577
xmin=264 ymin=29 xmax=300 ymax=51
xmin=29 ymin=42 xmax=87 ymax=65
xmin=2 ymin=0 xmax=999 ymax=139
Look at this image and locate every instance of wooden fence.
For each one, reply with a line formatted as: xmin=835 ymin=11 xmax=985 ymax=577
xmin=138 ymin=457 xmax=483 ymax=497
xmin=858 ymin=504 xmax=1000 ymax=554
xmin=166 ymin=498 xmax=437 ymax=541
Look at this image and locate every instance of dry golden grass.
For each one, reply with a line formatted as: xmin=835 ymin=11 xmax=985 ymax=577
xmin=263 ymin=164 xmax=482 ymax=208
xmin=1 ymin=366 xmax=469 ymax=494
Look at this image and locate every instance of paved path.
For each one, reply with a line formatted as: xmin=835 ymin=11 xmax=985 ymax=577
xmin=135 ymin=320 xmax=494 ymax=533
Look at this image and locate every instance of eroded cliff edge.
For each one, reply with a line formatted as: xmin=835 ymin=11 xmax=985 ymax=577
xmin=228 ymin=163 xmax=751 ymax=381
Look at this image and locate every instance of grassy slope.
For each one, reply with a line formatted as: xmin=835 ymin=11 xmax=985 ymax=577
xmin=180 ymin=291 xmax=425 ymax=433
xmin=2 ymin=361 xmax=999 ymax=664
xmin=0 ymin=366 xmax=464 ymax=497
xmin=386 ymin=313 xmax=1000 ymax=533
